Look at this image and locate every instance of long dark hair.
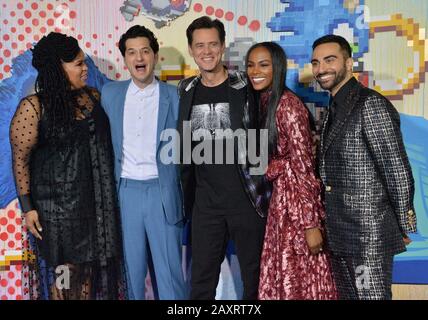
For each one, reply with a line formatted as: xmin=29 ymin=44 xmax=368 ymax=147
xmin=245 ymin=41 xmax=288 ymax=157
xmin=31 ymin=32 xmax=81 ymax=142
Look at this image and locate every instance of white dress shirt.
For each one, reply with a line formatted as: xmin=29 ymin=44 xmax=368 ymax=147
xmin=121 ymin=78 xmax=159 ymax=180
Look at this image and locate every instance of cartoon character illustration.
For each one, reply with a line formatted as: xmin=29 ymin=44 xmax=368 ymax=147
xmin=267 ymin=0 xmax=369 ymax=105
xmin=121 ymin=0 xmax=191 ymax=28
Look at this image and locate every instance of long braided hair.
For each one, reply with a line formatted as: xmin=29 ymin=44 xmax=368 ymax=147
xmin=31 ymin=32 xmax=81 ymax=142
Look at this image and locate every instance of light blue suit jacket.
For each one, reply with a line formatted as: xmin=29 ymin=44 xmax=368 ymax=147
xmin=101 ymin=79 xmax=184 ymax=225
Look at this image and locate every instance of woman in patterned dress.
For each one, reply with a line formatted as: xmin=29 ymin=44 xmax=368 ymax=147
xmin=246 ymin=42 xmax=337 ymax=300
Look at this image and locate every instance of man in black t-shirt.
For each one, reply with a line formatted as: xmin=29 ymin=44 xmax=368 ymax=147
xmin=177 ymin=16 xmax=269 ymax=300
xmin=190 ymin=80 xmax=254 ymax=218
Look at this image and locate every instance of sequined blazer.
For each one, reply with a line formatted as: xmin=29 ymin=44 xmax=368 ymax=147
xmin=319 ymin=79 xmax=417 ymax=256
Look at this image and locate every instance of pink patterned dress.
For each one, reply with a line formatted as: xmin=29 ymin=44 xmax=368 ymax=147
xmin=258 ymin=90 xmax=337 ymax=300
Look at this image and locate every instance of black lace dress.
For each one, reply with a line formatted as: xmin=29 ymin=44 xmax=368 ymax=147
xmin=10 ymin=87 xmax=126 ymax=299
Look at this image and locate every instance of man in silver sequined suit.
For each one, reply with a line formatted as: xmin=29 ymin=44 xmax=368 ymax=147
xmin=311 ymin=34 xmax=417 ymax=300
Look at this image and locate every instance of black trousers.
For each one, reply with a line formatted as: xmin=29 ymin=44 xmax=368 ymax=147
xmin=190 ymin=210 xmax=266 ymax=300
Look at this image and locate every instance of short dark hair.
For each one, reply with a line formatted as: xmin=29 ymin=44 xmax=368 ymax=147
xmin=186 ymin=16 xmax=225 ymax=46
xmin=312 ymin=34 xmax=352 ymax=59
xmin=119 ymin=25 xmax=159 ymax=56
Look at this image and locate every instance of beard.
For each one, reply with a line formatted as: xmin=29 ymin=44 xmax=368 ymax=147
xmin=316 ymin=63 xmax=347 ymax=92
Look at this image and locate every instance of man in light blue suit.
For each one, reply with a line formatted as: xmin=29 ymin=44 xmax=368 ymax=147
xmin=101 ymin=25 xmax=186 ymax=300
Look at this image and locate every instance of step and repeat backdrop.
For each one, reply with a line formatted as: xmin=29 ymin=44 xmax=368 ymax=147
xmin=1 ymin=0 xmax=427 ymax=300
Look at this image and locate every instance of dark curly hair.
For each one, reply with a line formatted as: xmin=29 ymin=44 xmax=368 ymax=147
xmin=31 ymin=32 xmax=82 ymax=142
xmin=118 ymin=25 xmax=159 ymax=56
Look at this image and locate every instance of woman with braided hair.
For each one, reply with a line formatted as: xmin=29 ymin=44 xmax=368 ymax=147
xmin=10 ymin=32 xmax=127 ymax=299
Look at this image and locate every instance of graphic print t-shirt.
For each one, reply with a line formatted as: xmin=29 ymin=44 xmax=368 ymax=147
xmin=190 ymin=79 xmax=253 ymax=215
